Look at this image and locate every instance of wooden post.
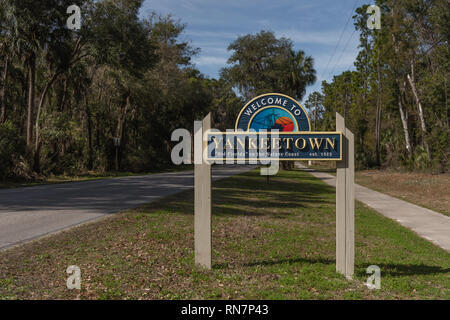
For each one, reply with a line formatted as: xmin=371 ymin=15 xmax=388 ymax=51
xmin=194 ymin=113 xmax=212 ymax=269
xmin=336 ymin=112 xmax=355 ymax=279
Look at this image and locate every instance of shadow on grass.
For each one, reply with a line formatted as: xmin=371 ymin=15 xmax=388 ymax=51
xmin=213 ymin=256 xmax=335 ymax=269
xmin=243 ymin=257 xmax=335 ymax=267
xmin=214 ymin=258 xmax=449 ymax=278
xmin=356 ymin=263 xmax=450 ymax=277
xmin=211 ymin=171 xmax=335 ymax=216
xmin=142 ymin=170 xmax=336 ymax=217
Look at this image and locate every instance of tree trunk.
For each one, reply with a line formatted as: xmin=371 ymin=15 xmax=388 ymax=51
xmin=407 ymin=61 xmax=431 ymax=162
xmin=27 ymin=55 xmax=36 ymax=147
xmin=0 ymin=57 xmax=9 ymax=123
xmin=375 ymin=57 xmax=382 ymax=167
xmin=58 ymin=77 xmax=68 ymax=112
xmin=398 ymin=82 xmax=413 ymax=157
xmin=115 ymin=92 xmax=131 ymax=171
xmin=391 ymin=22 xmax=413 ymax=159
xmin=33 ymin=142 xmax=41 ymax=174
xmin=343 ymin=92 xmax=349 ymax=120
xmin=314 ymin=93 xmax=318 ymax=131
xmin=34 ymin=73 xmax=60 ymax=173
xmin=85 ymin=94 xmax=94 ymax=170
xmin=376 ymin=103 xmax=382 ymax=165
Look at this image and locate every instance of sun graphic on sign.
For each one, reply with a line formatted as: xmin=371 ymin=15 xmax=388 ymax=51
xmin=274 ymin=117 xmax=295 ymax=131
xmin=249 ymin=107 xmax=298 ymax=132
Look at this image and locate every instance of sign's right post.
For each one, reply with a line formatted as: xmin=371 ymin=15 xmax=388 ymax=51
xmin=336 ymin=112 xmax=355 ymax=279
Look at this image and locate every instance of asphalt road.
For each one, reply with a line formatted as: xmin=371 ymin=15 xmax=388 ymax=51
xmin=0 ymin=165 xmax=256 ymax=250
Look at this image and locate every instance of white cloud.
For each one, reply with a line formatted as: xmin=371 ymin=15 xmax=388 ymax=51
xmin=193 ymin=56 xmax=228 ymax=66
xmin=186 ymin=29 xmax=358 ymax=47
xmin=184 ymin=30 xmax=238 ymax=39
xmin=315 ymin=51 xmax=358 ymax=71
xmin=276 ymin=30 xmax=358 ymax=46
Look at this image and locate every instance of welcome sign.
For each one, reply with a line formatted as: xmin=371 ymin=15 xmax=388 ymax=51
xmin=207 ymin=93 xmax=342 ymax=161
xmin=235 ymin=93 xmax=311 ymax=132
xmin=195 ymin=101 xmax=355 ymax=278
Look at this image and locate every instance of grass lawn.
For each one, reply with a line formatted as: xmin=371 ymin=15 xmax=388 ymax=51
xmin=0 ymin=165 xmax=193 ymax=189
xmin=0 ymin=169 xmax=448 ymax=300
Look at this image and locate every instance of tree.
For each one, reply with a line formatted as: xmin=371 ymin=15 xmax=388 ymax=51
xmin=221 ymin=31 xmax=316 ymax=171
xmin=304 ymin=91 xmax=324 ymax=131
xmin=208 ymin=78 xmax=243 ymax=131
xmin=0 ymin=0 xmax=216 ymax=178
xmin=319 ymin=0 xmax=449 ymax=171
xmin=221 ymin=30 xmax=316 ymax=102
xmin=89 ymin=0 xmax=157 ymax=170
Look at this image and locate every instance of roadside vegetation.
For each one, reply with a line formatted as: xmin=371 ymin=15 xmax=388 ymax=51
xmin=305 ymin=1 xmax=449 ymax=172
xmin=0 ymin=169 xmax=448 ymax=300
xmin=0 ymin=165 xmax=193 ymax=189
xmin=0 ymin=0 xmax=315 ymax=184
xmin=1 ymin=1 xmax=447 ymax=186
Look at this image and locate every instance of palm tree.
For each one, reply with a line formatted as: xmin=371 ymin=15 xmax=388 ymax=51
xmin=283 ymin=49 xmax=316 ymax=101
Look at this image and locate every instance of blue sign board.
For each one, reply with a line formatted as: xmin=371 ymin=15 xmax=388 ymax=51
xmin=235 ymin=93 xmax=311 ymax=132
xmin=206 ymin=132 xmax=342 ymax=161
xmin=207 ymin=93 xmax=342 ymax=161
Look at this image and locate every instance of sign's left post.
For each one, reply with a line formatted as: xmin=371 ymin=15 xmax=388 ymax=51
xmin=194 ymin=113 xmax=212 ymax=269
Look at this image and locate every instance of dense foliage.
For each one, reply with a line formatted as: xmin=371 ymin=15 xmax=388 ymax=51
xmin=221 ymin=30 xmax=316 ymax=102
xmin=308 ymin=0 xmax=449 ymax=171
xmin=0 ymin=1 xmax=318 ymax=179
xmin=0 ymin=0 xmax=229 ymax=177
xmin=1 ymin=0 xmax=446 ymax=180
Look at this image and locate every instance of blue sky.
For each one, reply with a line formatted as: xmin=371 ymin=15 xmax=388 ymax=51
xmin=142 ymin=0 xmax=368 ymax=103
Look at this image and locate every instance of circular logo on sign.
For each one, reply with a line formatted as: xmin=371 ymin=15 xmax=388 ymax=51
xmin=235 ymin=93 xmax=311 ymax=132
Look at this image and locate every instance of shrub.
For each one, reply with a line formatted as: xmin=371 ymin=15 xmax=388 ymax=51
xmin=0 ymin=121 xmax=26 ymax=180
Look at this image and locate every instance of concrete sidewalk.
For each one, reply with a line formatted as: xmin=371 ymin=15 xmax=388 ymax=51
xmin=296 ymin=164 xmax=450 ymax=252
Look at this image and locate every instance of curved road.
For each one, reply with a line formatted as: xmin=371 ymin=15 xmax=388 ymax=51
xmin=0 ymin=165 xmax=255 ymax=250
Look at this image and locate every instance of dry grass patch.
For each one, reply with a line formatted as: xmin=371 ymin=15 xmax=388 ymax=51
xmin=301 ymin=161 xmax=450 ymax=216
xmin=355 ymin=170 xmax=450 ymax=216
